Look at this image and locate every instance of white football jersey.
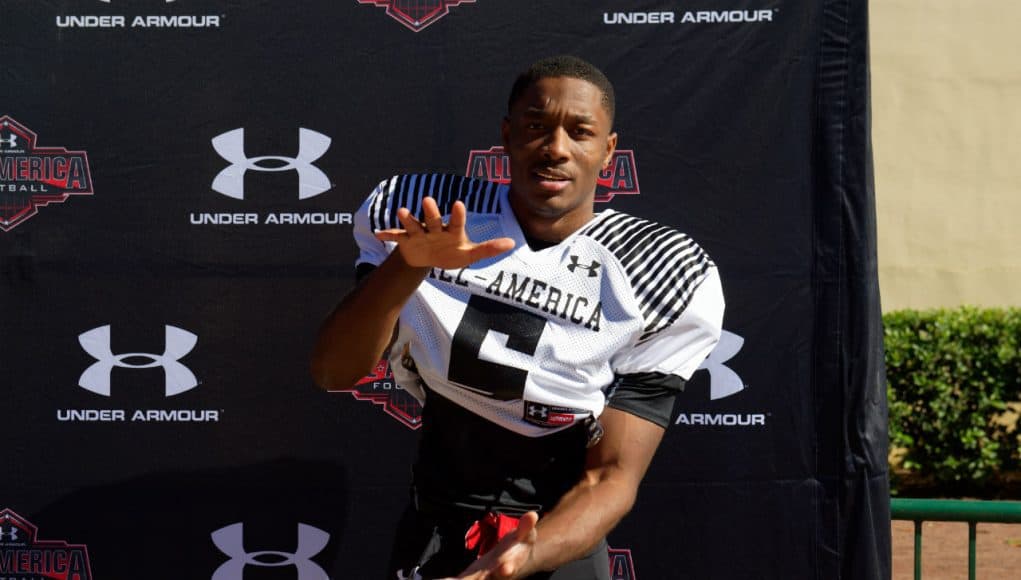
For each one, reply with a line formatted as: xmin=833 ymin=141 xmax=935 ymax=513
xmin=354 ymin=174 xmax=724 ymax=437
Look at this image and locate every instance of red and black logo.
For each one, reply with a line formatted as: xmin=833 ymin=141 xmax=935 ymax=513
xmin=466 ymin=146 xmax=640 ymax=203
xmin=608 ymin=546 xmax=638 ymax=580
xmin=357 ymin=0 xmax=476 ymax=32
xmin=0 ymin=116 xmax=93 ymax=232
xmin=523 ymin=401 xmax=587 ymax=428
xmin=0 ymin=508 xmax=93 ymax=580
xmin=329 ymin=359 xmax=423 ymax=429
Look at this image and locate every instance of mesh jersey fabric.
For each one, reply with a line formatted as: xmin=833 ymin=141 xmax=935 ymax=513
xmin=354 ymin=173 xmax=725 ymax=438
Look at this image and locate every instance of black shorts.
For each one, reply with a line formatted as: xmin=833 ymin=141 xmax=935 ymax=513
xmin=386 ymin=503 xmax=610 ymax=580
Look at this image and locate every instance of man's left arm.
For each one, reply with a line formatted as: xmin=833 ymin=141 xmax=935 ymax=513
xmin=450 ymin=265 xmax=725 ymax=580
xmin=450 ymin=406 xmax=665 ymax=579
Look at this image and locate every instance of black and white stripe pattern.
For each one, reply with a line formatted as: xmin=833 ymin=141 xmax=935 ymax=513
xmin=580 ymin=212 xmax=714 ymax=343
xmin=369 ymin=174 xmax=503 ymax=232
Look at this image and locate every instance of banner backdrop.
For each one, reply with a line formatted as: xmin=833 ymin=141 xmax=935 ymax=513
xmin=1 ymin=1 xmax=888 ymax=578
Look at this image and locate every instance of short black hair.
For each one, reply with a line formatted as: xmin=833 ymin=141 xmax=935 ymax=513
xmin=507 ymin=55 xmax=616 ymax=124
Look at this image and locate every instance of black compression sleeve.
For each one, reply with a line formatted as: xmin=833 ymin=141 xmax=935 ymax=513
xmin=606 ymin=372 xmax=685 ymax=428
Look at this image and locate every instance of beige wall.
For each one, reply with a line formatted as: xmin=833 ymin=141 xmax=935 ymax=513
xmin=871 ymin=1 xmax=1021 ymax=311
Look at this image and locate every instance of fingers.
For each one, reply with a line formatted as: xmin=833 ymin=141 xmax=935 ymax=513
xmin=393 ymin=199 xmax=444 ymax=234
xmin=519 ymin=512 xmax=539 ymax=529
xmin=514 ymin=512 xmax=539 ymax=542
xmin=467 ymin=237 xmax=516 ymax=263
xmin=374 ymin=201 xmax=513 ymax=269
xmin=396 ymin=207 xmax=425 ymax=235
xmin=490 ymin=511 xmax=538 ymax=579
xmin=373 ymin=228 xmax=406 ymax=242
xmin=422 ymin=197 xmax=444 ymax=231
xmin=448 ymin=200 xmax=467 ymax=231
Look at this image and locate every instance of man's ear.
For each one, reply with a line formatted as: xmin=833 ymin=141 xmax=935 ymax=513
xmin=501 ymin=116 xmax=511 ymax=149
xmin=603 ymin=132 xmax=618 ymax=168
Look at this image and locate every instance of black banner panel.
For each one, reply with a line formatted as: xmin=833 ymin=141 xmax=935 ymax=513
xmin=1 ymin=1 xmax=888 ymax=578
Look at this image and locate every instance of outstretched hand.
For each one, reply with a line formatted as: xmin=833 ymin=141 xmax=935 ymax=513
xmin=441 ymin=512 xmax=540 ymax=580
xmin=374 ymin=197 xmax=515 ymax=269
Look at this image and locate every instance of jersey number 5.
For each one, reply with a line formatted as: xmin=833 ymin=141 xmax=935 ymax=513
xmin=448 ymin=295 xmax=546 ymax=401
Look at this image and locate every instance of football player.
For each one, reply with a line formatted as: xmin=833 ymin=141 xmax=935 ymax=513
xmin=312 ymin=55 xmax=724 ymax=579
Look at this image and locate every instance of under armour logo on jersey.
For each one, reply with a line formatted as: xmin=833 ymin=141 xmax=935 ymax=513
xmin=523 ymin=401 xmax=582 ymax=428
xmin=567 ymin=255 xmax=600 ymax=277
xmin=211 ymin=128 xmax=332 ymax=200
xmin=78 ymin=325 xmax=198 ymax=397
xmin=527 ymin=404 xmax=548 ymax=419
xmin=696 ymin=330 xmax=745 ymax=400
xmin=0 ymin=133 xmax=16 ymax=148
xmin=212 ymin=522 xmax=330 ymax=580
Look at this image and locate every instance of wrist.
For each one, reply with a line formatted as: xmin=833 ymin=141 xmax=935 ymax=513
xmin=385 ymin=247 xmax=432 ymax=275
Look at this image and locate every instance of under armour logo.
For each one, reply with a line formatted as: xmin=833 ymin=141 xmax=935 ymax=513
xmin=566 ymin=255 xmax=600 ymax=277
xmin=211 ymin=128 xmax=332 ymax=200
xmin=696 ymin=330 xmax=745 ymax=400
xmin=0 ymin=133 xmax=17 ymax=148
xmin=211 ymin=522 xmax=330 ymax=580
xmin=527 ymin=404 xmax=548 ymax=419
xmin=396 ymin=568 xmax=423 ymax=580
xmin=0 ymin=526 xmax=17 ymax=542
xmin=78 ymin=325 xmax=198 ymax=397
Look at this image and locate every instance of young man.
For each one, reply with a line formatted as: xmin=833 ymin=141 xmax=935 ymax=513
xmin=312 ymin=56 xmax=724 ymax=579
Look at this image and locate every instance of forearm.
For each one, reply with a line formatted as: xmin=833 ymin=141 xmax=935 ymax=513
xmin=310 ymin=251 xmax=429 ymax=389
xmin=525 ymin=469 xmax=637 ymax=573
xmin=521 ymin=408 xmax=665 ymax=576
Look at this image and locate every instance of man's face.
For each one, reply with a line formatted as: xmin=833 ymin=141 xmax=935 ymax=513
xmin=502 ymin=76 xmax=617 ymax=232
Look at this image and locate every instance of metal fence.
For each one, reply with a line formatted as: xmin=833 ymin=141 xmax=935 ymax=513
xmin=891 ymin=498 xmax=1021 ymax=579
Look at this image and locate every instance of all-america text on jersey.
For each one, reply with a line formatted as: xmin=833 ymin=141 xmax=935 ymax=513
xmin=427 ymin=265 xmax=605 ymax=332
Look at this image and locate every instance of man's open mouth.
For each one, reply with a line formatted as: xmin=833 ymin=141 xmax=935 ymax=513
xmin=532 ymin=168 xmax=572 ymax=182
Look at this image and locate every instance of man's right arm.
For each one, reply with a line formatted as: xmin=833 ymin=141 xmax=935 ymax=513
xmin=310 ymin=250 xmax=430 ymax=390
xmin=310 ymin=196 xmax=514 ymax=390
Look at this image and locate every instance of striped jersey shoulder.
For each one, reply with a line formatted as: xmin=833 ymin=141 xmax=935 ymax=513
xmin=367 ymin=173 xmax=504 ymax=232
xmin=578 ymin=211 xmax=716 ymax=343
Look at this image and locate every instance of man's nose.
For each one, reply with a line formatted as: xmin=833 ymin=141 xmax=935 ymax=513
xmin=543 ymin=127 xmax=570 ymax=160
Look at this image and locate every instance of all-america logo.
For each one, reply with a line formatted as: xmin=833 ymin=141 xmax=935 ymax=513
xmin=357 ymin=0 xmax=476 ymax=32
xmin=608 ymin=546 xmax=638 ymax=579
xmin=466 ymin=146 xmax=640 ymax=203
xmin=0 ymin=117 xmax=93 ymax=232
xmin=329 ymin=359 xmax=423 ymax=429
xmin=0 ymin=508 xmax=93 ymax=580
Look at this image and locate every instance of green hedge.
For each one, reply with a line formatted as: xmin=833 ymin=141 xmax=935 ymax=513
xmin=885 ymin=307 xmax=1021 ymax=492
